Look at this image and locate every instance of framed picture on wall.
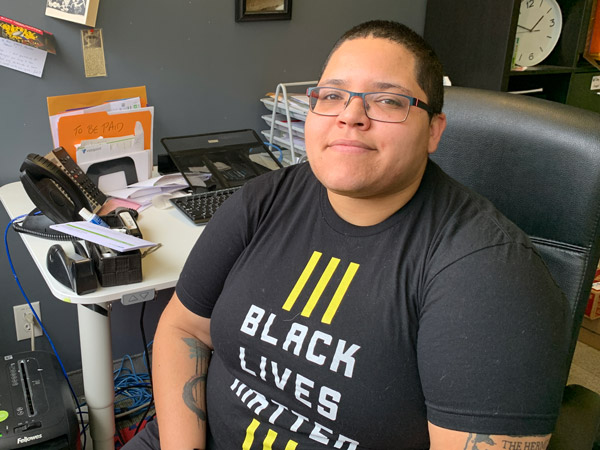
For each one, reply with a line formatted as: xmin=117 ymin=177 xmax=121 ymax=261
xmin=235 ymin=0 xmax=292 ymax=22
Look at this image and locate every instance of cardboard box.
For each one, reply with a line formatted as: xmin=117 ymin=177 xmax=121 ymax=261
xmin=584 ymin=269 xmax=600 ymax=319
xmin=579 ymin=316 xmax=600 ymax=351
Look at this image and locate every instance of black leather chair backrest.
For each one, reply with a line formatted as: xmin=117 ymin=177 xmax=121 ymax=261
xmin=431 ymin=86 xmax=600 ymax=363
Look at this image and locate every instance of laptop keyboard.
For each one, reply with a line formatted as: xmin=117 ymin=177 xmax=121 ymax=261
xmin=170 ymin=187 xmax=241 ymax=224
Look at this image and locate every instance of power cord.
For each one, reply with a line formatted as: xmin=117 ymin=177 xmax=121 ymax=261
xmin=5 ymin=214 xmax=87 ymax=450
xmin=24 ymin=310 xmax=36 ymax=351
xmin=134 ymin=299 xmax=155 ymax=436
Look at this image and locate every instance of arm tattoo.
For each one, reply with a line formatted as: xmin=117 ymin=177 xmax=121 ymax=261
xmin=462 ymin=433 xmax=549 ymax=450
xmin=464 ymin=434 xmax=496 ymax=450
xmin=181 ymin=337 xmax=211 ymax=422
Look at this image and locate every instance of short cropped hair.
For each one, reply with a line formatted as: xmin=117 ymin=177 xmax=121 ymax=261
xmin=322 ymin=20 xmax=444 ymax=118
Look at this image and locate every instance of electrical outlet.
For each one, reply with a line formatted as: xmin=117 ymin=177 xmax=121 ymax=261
xmin=13 ymin=302 xmax=42 ymax=341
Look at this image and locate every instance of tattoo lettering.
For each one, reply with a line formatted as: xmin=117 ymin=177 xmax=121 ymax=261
xmin=181 ymin=337 xmax=211 ymax=422
xmin=461 ymin=434 xmax=549 ymax=450
xmin=501 ymin=440 xmax=548 ymax=450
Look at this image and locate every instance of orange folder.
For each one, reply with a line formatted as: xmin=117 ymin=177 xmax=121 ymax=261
xmin=47 ymin=86 xmax=147 ymax=116
xmin=57 ymin=108 xmax=153 ymax=160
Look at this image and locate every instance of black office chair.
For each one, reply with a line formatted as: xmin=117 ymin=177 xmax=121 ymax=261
xmin=430 ymin=86 xmax=600 ymax=449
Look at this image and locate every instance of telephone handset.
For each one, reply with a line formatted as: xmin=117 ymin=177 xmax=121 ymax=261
xmin=19 ymin=148 xmax=106 ymax=224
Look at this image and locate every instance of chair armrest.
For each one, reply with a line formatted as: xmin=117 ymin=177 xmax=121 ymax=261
xmin=548 ymin=384 xmax=600 ymax=450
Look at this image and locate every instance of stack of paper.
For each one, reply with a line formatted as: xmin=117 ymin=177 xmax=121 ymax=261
xmin=260 ymin=94 xmax=308 ymax=121
xmin=261 ymin=113 xmax=305 ymax=138
xmin=260 ymin=92 xmax=309 ymax=164
xmin=47 ymin=86 xmax=154 ymax=192
xmin=104 ymin=173 xmax=190 ymax=209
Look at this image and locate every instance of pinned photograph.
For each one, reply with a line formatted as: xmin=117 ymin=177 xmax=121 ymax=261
xmin=81 ymin=28 xmax=106 ymax=77
xmin=46 ymin=0 xmax=100 ymax=27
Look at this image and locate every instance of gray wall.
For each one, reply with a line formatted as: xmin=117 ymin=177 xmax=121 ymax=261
xmin=0 ymin=0 xmax=426 ymax=371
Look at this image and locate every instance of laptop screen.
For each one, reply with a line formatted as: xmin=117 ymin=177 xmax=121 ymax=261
xmin=161 ymin=129 xmax=283 ymax=192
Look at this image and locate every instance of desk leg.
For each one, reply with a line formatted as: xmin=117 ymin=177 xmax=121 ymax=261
xmin=77 ymin=303 xmax=115 ymax=450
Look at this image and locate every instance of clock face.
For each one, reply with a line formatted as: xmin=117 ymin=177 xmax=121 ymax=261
xmin=513 ymin=0 xmax=563 ymax=67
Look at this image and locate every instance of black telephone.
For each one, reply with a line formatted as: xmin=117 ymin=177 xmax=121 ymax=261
xmin=19 ymin=148 xmax=107 ymax=224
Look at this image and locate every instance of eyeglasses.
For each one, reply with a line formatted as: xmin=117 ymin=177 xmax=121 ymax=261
xmin=306 ymin=86 xmax=432 ymax=123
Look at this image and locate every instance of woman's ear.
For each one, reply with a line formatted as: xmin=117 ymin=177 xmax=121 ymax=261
xmin=427 ymin=113 xmax=447 ymax=155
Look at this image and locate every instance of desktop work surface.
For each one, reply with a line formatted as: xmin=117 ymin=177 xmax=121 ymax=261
xmin=0 ymin=181 xmax=204 ymax=304
xmin=0 ymin=181 xmax=204 ymax=450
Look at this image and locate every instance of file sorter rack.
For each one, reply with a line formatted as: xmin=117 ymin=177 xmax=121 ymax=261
xmin=263 ymin=81 xmax=317 ymax=165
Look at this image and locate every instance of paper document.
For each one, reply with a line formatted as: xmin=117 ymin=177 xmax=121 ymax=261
xmin=262 ymin=113 xmax=305 ymax=138
xmin=260 ymin=97 xmax=307 ymax=121
xmin=57 ymin=106 xmax=154 ymax=159
xmin=49 ymin=97 xmax=142 ymax=147
xmin=47 ymin=86 xmax=147 ymax=117
xmin=261 ymin=129 xmax=306 ymax=151
xmin=106 ymin=185 xmax=186 ymax=208
xmin=50 ymin=221 xmax=158 ymax=252
xmin=0 ymin=15 xmax=56 ymax=77
xmin=129 ymin=173 xmax=189 ymax=188
xmin=105 ymin=186 xmax=163 ymax=200
xmin=0 ymin=38 xmax=47 ymax=77
xmin=266 ymin=92 xmax=310 ymax=108
xmin=97 ymin=198 xmax=143 ymax=215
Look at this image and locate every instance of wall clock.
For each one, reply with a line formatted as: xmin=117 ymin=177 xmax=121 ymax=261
xmin=513 ymin=0 xmax=563 ymax=67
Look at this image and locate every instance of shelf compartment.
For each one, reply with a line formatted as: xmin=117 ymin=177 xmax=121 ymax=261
xmin=510 ymin=65 xmax=575 ymax=75
xmin=507 ymin=72 xmax=572 ymax=102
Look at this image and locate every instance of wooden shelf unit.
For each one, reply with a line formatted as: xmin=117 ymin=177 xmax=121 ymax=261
xmin=424 ymin=0 xmax=600 ymax=113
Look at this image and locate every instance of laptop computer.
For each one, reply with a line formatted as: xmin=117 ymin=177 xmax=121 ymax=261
xmin=161 ymin=129 xmax=283 ymax=193
xmin=160 ymin=129 xmax=284 ymax=224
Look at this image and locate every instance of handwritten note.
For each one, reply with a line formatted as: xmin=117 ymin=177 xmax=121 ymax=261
xmin=56 ymin=107 xmax=154 ymax=159
xmin=0 ymin=38 xmax=47 ymax=77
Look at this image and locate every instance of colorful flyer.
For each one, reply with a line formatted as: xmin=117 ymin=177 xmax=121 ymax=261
xmin=0 ymin=16 xmax=56 ymax=53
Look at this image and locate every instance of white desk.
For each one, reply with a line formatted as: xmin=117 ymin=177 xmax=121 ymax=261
xmin=0 ymin=181 xmax=204 ymax=450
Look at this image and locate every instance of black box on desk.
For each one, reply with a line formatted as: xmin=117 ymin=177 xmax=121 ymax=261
xmin=85 ymin=241 xmax=142 ymax=287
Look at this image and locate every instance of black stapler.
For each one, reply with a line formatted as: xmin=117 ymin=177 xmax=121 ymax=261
xmin=46 ymin=242 xmax=98 ymax=295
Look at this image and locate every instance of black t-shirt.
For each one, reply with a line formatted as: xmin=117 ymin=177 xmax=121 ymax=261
xmin=176 ymin=161 xmax=570 ymax=449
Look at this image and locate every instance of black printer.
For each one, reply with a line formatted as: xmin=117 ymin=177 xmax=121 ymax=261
xmin=0 ymin=351 xmax=79 ymax=449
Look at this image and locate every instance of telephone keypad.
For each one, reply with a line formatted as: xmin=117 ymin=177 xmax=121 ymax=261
xmin=51 ymin=147 xmax=107 ymax=210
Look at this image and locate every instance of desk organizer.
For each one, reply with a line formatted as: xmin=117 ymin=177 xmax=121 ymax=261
xmin=81 ymin=208 xmax=144 ymax=287
xmin=85 ymin=241 xmax=142 ymax=287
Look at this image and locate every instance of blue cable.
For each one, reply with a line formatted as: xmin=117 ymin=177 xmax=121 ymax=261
xmin=263 ymin=141 xmax=284 ymax=162
xmin=141 ymin=339 xmax=153 ymax=373
xmin=5 ymin=215 xmax=87 ymax=450
xmin=113 ymin=346 xmax=153 ymax=417
xmin=77 ymin=343 xmax=154 ymax=419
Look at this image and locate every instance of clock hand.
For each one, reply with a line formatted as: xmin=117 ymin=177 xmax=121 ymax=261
xmin=517 ymin=24 xmax=533 ymax=32
xmin=530 ymin=15 xmax=545 ymax=32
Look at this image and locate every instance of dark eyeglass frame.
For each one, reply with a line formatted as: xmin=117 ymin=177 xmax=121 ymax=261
xmin=306 ymin=86 xmax=433 ymax=123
